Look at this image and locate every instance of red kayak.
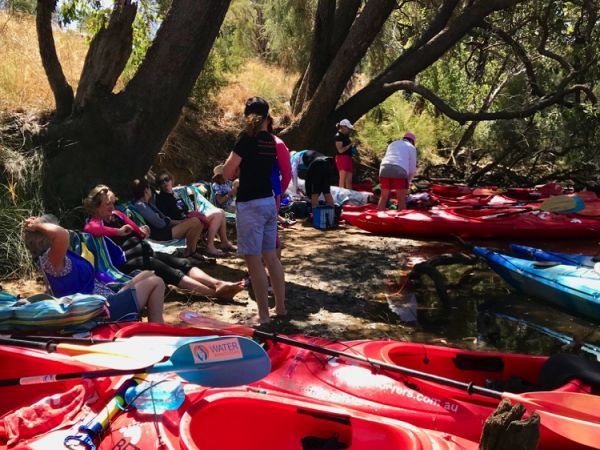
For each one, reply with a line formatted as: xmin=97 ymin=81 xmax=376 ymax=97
xmin=0 ymin=327 xmax=476 ymax=450
xmin=341 ymin=206 xmax=600 ymax=239
xmin=107 ymin=321 xmax=598 ymax=449
xmin=91 ymin=386 xmax=477 ymax=450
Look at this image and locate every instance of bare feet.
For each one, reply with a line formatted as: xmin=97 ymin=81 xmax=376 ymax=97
xmin=214 ymin=280 xmax=245 ymax=300
xmin=221 ymin=243 xmax=237 ymax=252
xmin=206 ymin=246 xmax=225 ymax=257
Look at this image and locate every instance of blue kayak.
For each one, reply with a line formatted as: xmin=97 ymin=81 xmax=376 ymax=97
xmin=510 ymin=244 xmax=598 ymax=268
xmin=473 ymin=246 xmax=600 ymax=322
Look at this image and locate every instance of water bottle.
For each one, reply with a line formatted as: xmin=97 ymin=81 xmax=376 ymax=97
xmin=125 ymin=379 xmax=185 ymax=414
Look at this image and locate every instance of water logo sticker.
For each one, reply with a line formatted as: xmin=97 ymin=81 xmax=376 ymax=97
xmin=190 ymin=338 xmax=243 ymax=364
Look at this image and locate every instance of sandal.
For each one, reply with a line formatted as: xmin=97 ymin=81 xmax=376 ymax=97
xmin=205 ymin=248 xmax=225 ymax=257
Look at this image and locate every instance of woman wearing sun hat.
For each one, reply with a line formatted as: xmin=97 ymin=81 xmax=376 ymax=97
xmin=335 ymin=118 xmax=358 ymax=189
xmin=377 ymin=131 xmax=417 ymax=211
xmin=211 ymin=164 xmax=238 ymax=213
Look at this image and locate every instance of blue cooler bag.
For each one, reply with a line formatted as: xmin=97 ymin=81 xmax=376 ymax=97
xmin=312 ymin=206 xmax=335 ymax=230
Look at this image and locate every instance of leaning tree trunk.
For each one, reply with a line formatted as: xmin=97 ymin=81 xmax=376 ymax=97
xmin=38 ymin=0 xmax=231 ymax=214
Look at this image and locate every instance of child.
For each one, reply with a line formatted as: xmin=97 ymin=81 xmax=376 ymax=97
xmin=211 ymin=164 xmax=238 ymax=213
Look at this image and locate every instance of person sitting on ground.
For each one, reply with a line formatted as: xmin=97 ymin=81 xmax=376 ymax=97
xmin=152 ymin=175 xmax=235 ymax=257
xmin=377 ymin=132 xmax=417 ymax=211
xmin=130 ymin=178 xmax=204 ymax=259
xmin=211 ymin=165 xmax=238 ymax=213
xmin=83 ymin=185 xmax=245 ymax=300
xmin=24 ymin=214 xmax=166 ymax=323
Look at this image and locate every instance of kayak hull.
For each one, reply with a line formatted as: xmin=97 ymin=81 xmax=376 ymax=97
xmin=510 ymin=243 xmax=596 ymax=268
xmin=474 ymin=246 xmax=600 ymax=321
xmin=179 ymin=389 xmax=476 ymax=450
xmin=341 ymin=207 xmax=600 ymax=239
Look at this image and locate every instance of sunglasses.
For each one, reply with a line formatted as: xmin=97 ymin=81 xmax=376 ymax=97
xmin=159 ymin=177 xmax=171 ymax=184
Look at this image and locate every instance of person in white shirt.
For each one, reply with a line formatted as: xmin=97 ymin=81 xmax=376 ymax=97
xmin=377 ymin=132 xmax=417 ymax=211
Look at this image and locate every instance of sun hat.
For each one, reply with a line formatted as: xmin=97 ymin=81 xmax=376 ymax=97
xmin=244 ymin=97 xmax=269 ymax=118
xmin=403 ymin=132 xmax=416 ymax=144
xmin=339 ymin=119 xmax=354 ymax=129
xmin=212 ymin=164 xmax=224 ymax=180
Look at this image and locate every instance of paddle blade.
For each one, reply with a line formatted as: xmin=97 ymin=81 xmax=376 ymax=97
xmin=539 ymin=195 xmax=584 ymax=213
xmin=150 ymin=335 xmax=270 ymax=387
xmin=71 ymin=351 xmax=161 ymax=371
xmin=58 ymin=341 xmax=165 ymax=371
xmin=506 ymin=391 xmax=600 ymax=422
xmin=179 ymin=310 xmax=251 ymax=336
xmin=537 ymin=409 xmax=600 ymax=448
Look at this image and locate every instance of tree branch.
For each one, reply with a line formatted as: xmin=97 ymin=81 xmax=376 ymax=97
xmin=120 ymin=0 xmax=232 ymax=169
xmin=337 ymin=0 xmax=525 ymax=121
xmin=488 ymin=23 xmax=544 ymax=96
xmin=74 ymin=0 xmax=137 ymax=112
xmin=36 ymin=0 xmax=73 ymax=118
xmin=384 ymin=80 xmax=595 ymax=123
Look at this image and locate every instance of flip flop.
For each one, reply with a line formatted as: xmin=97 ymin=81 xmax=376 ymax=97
xmin=206 ymin=249 xmax=225 ymax=257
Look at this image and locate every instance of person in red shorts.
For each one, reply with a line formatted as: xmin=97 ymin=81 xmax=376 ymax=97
xmin=334 ymin=119 xmax=359 ymax=189
xmin=377 ymin=132 xmax=417 ymax=211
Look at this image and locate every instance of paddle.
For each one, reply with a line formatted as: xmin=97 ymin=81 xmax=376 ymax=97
xmin=0 ymin=336 xmax=163 ymax=370
xmin=492 ymin=312 xmax=600 ymax=361
xmin=479 ymin=194 xmax=584 ymax=219
xmin=180 ymin=311 xmax=600 ymax=448
xmin=0 ymin=335 xmax=270 ymax=388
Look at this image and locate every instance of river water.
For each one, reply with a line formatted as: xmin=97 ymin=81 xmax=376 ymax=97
xmin=383 ymin=238 xmax=600 ymax=359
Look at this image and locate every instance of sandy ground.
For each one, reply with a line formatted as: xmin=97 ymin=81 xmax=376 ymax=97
xmin=2 ymin=221 xmax=438 ymax=341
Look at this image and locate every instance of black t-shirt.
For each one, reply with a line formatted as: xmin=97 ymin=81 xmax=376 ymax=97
xmin=335 ymin=132 xmax=352 ymax=156
xmin=156 ymin=191 xmax=188 ymax=221
xmin=233 ymin=131 xmax=277 ymax=202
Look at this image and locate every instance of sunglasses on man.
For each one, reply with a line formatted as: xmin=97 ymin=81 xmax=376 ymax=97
xmin=159 ymin=177 xmax=171 ymax=184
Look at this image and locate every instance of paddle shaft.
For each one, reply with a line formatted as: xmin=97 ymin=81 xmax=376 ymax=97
xmin=210 ymin=326 xmax=505 ymax=400
xmin=0 ymin=336 xmax=100 ymax=355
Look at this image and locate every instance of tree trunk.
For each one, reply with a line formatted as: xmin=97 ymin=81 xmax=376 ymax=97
xmin=40 ymin=0 xmax=232 ymax=212
xmin=36 ymin=0 xmax=73 ymax=119
xmin=74 ymin=0 xmax=137 ymax=112
xmin=479 ymin=399 xmax=540 ymax=450
xmin=281 ymin=0 xmax=396 ymax=152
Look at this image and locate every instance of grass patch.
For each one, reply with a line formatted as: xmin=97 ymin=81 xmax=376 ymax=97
xmin=216 ymin=58 xmax=296 ymax=119
xmin=0 ymin=12 xmax=87 ymax=112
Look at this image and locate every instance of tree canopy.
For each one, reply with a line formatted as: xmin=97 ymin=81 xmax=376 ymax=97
xmin=7 ymin=0 xmax=600 ymax=209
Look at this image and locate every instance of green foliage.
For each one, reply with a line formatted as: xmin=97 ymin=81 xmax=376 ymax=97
xmin=259 ymin=0 xmax=314 ymax=71
xmin=358 ymin=93 xmax=446 ymax=165
xmin=0 ymin=144 xmax=44 ymax=279
xmin=0 ymin=0 xmax=35 ymax=15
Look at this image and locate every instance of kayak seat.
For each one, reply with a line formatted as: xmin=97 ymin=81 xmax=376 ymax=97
xmin=485 ymin=376 xmax=535 ymax=394
xmin=452 ymin=354 xmax=504 ymax=372
xmin=537 ymin=353 xmax=600 ymax=391
xmin=301 ymin=434 xmax=349 ymax=450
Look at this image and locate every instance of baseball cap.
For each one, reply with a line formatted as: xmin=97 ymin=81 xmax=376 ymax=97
xmin=244 ymin=97 xmax=269 ymax=118
xmin=339 ymin=119 xmax=354 ymax=129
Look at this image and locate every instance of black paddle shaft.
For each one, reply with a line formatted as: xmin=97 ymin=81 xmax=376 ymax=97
xmin=254 ymin=331 xmax=504 ymax=400
xmin=0 ymin=336 xmax=61 ymax=352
